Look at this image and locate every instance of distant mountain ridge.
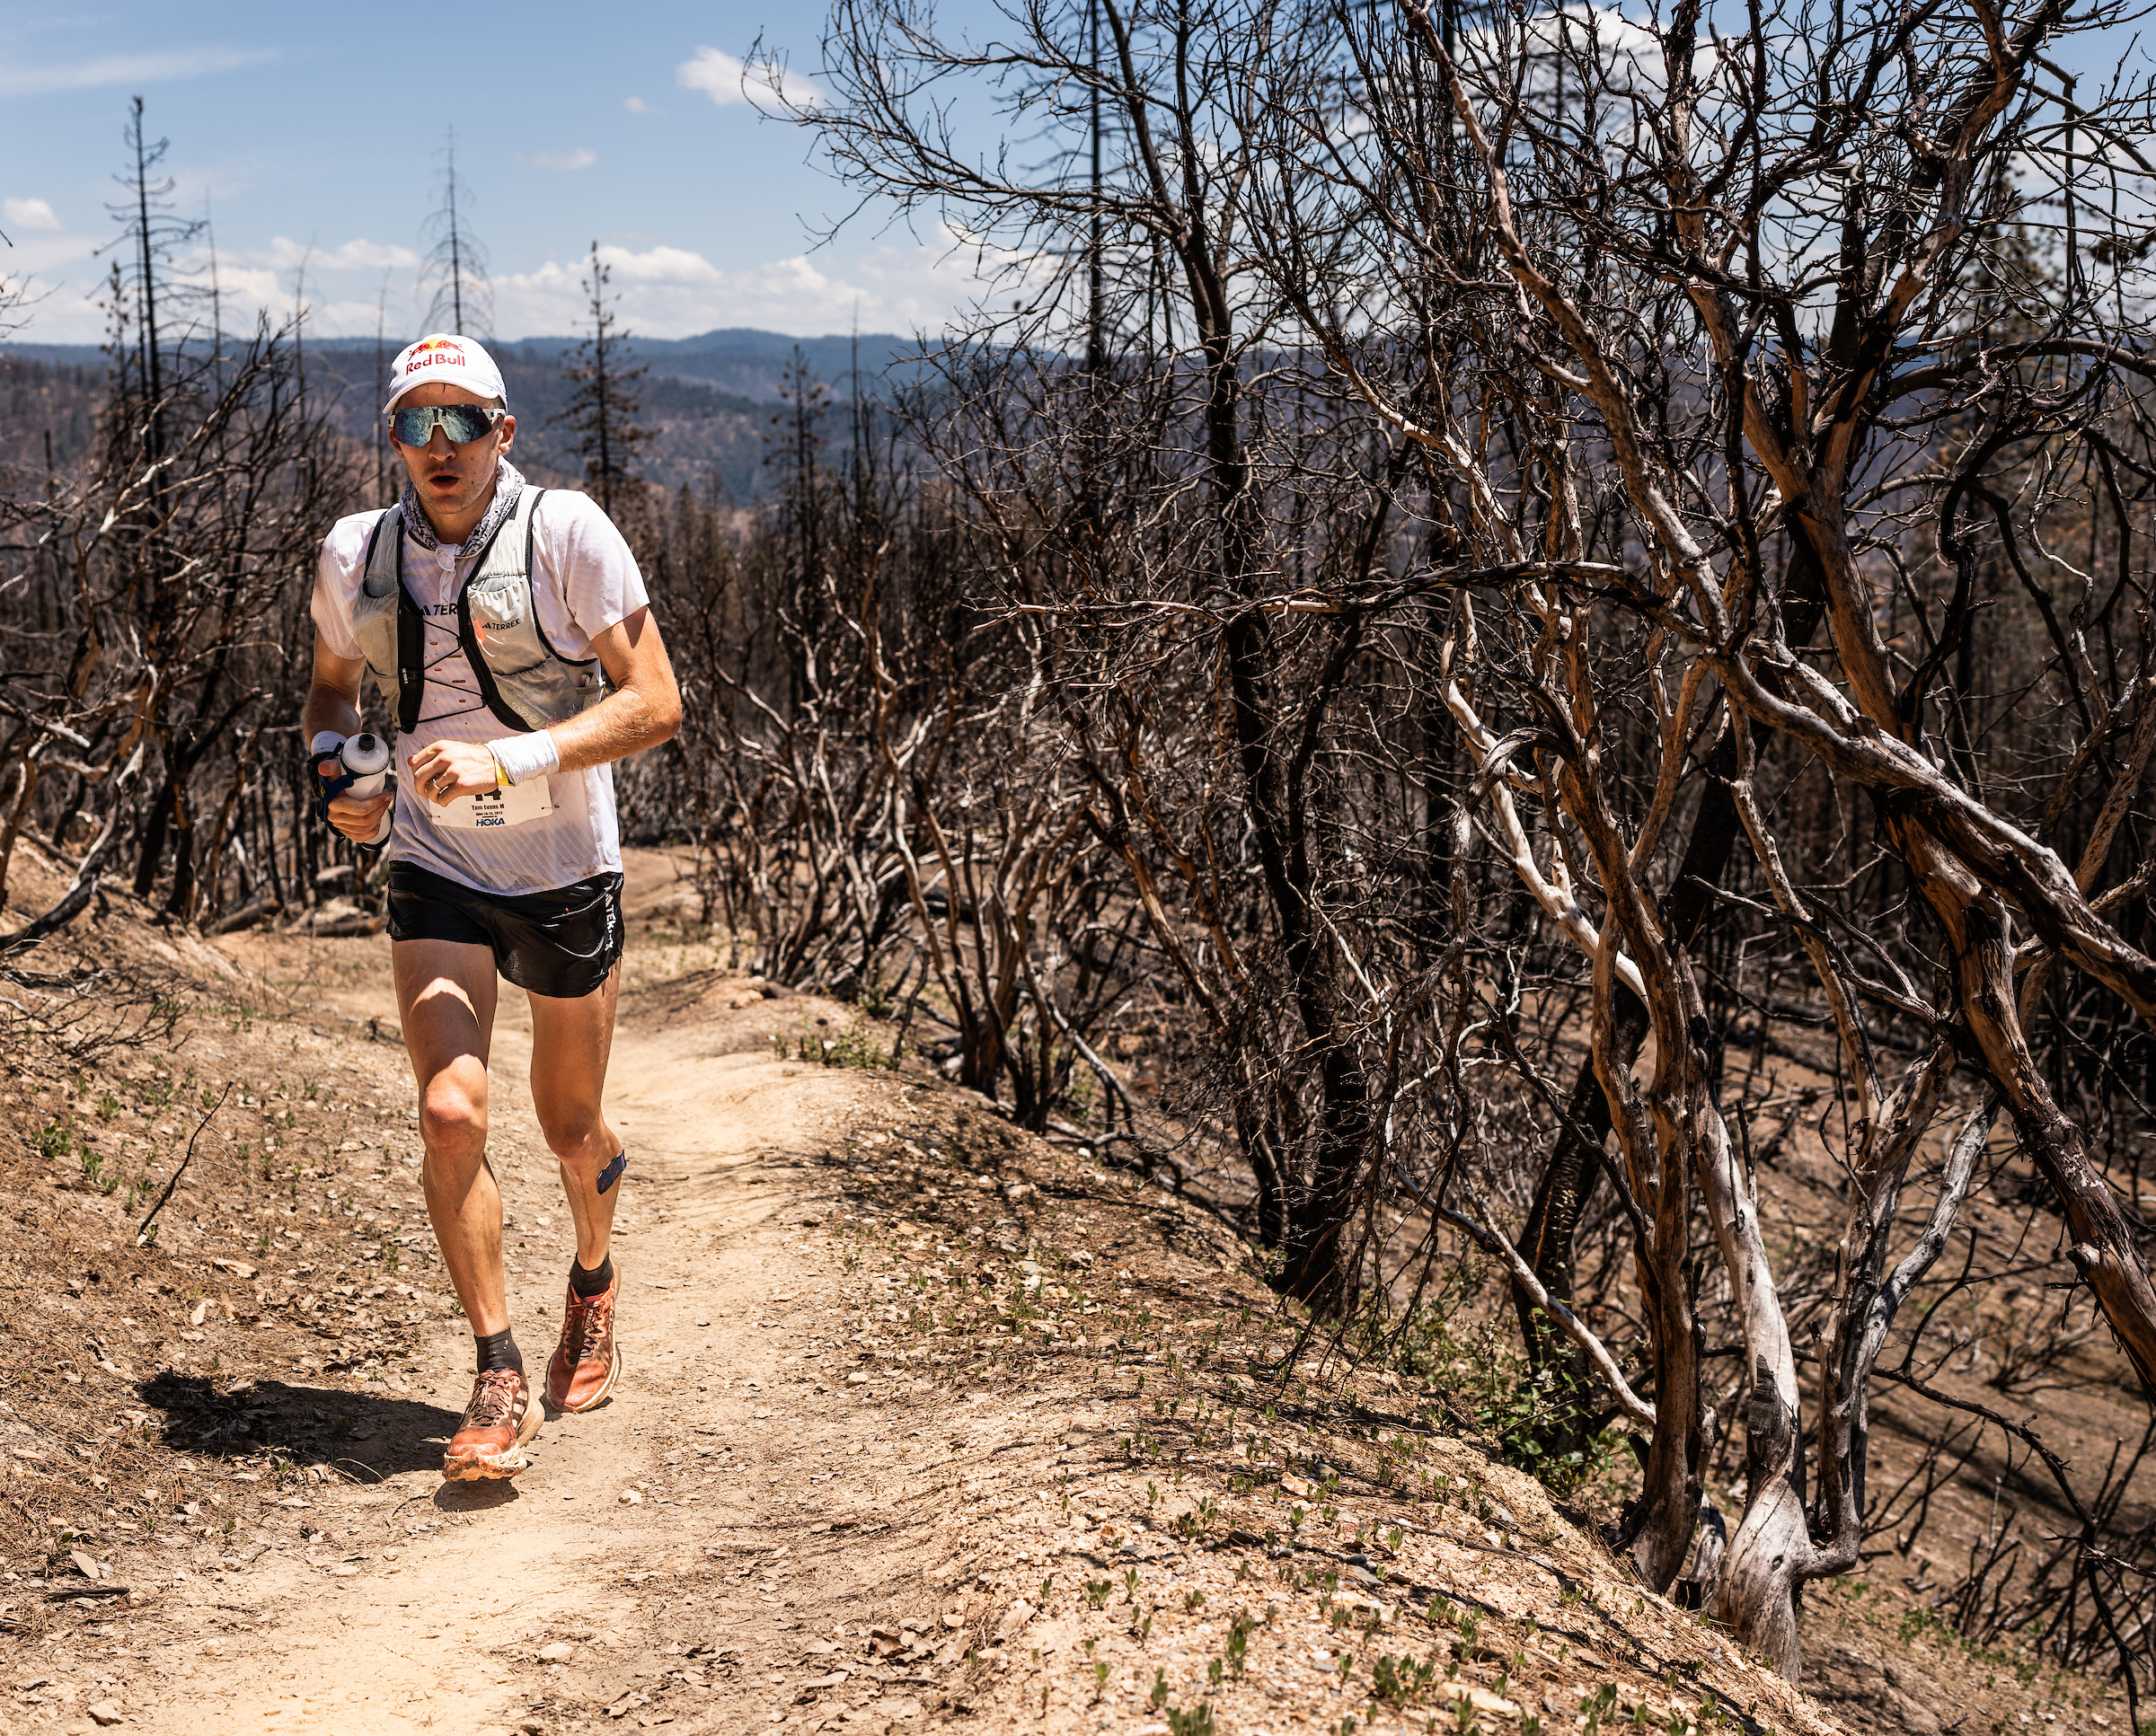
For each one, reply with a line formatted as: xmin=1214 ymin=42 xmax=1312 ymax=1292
xmin=0 ymin=328 xmax=933 ymax=498
xmin=0 ymin=327 xmax=924 ymax=404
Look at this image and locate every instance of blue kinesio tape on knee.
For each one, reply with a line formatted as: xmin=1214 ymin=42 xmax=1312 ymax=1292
xmin=596 ymin=1149 xmax=626 ymax=1194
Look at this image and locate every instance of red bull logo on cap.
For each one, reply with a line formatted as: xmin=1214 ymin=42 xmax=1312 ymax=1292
xmin=384 ymin=334 xmax=502 ymax=413
xmin=404 ymin=338 xmax=467 ymax=375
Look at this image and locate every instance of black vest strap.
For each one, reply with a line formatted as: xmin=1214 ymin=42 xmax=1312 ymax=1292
xmin=452 ymin=489 xmax=545 ymax=735
xmin=365 ymin=492 xmax=554 ymax=736
xmin=394 ymin=519 xmax=426 ymax=734
xmin=359 ymin=510 xmax=428 ymax=735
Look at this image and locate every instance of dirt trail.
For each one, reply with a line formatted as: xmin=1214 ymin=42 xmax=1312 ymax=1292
xmin=125 ymin=974 xmax=919 ymax=1736
xmin=5 ymin=857 xmax=2122 ymax=1736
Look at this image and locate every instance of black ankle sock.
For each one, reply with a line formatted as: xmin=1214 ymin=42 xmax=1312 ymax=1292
xmin=570 ymin=1252 xmax=614 ymax=1300
xmin=474 ymin=1327 xmax=523 ymax=1375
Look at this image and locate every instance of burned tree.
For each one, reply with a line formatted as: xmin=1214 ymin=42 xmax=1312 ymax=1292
xmin=799 ymin=0 xmax=1408 ymax=1309
xmin=1245 ymin=0 xmax=2156 ymax=1672
xmin=780 ymin=0 xmax=2156 ymax=1685
xmin=552 ymin=241 xmax=654 ymax=524
xmin=1 ymin=319 xmax=350 ymax=931
xmin=419 ymin=128 xmax=492 ymax=339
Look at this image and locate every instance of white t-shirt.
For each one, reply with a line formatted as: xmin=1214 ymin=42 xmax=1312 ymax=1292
xmin=311 ymin=489 xmax=650 ymax=896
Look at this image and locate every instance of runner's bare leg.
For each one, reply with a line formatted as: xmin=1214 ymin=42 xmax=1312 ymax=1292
xmin=527 ymin=962 xmax=623 ymax=1272
xmin=395 ymin=938 xmax=509 ymax=1335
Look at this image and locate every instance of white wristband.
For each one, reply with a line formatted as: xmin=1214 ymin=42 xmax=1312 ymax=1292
xmin=310 ymin=730 xmax=346 ymax=755
xmin=487 ymin=730 xmax=560 ymax=787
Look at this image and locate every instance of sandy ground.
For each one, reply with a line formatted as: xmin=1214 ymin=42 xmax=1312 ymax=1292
xmin=103 ymin=965 xmax=907 ymax=1734
xmin=0 ymin=850 xmax=2131 ymax=1736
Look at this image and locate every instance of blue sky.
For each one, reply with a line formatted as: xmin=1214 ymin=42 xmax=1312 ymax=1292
xmin=0 ymin=0 xmax=1000 ymax=345
xmin=7 ymin=2 xmax=2148 ymax=350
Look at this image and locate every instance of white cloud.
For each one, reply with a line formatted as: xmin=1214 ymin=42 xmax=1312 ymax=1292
xmin=492 ymin=231 xmax=1051 ymax=340
xmin=0 ymin=47 xmax=278 ymax=97
xmin=261 ymin=236 xmax=420 ymax=271
xmin=311 ymin=297 xmax=407 ymax=337
xmin=677 ymin=45 xmax=823 ymax=110
xmin=205 ymin=262 xmax=288 ymax=312
xmin=0 ymin=224 xmax=103 ymax=330
xmin=4 ymin=198 xmax=61 ymax=233
xmin=531 ymin=148 xmax=597 ymax=172
xmin=0 ymin=227 xmax=438 ymax=343
xmin=623 ymin=96 xmax=652 ymax=114
xmin=676 ymin=46 xmax=747 ymax=105
xmin=3 ymin=224 xmax=1041 ymax=348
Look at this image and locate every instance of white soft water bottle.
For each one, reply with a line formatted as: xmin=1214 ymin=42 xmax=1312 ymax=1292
xmin=340 ymin=732 xmax=393 ymax=846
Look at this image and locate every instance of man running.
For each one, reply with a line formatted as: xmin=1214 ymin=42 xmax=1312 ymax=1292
xmin=303 ymin=334 xmax=681 ymax=1481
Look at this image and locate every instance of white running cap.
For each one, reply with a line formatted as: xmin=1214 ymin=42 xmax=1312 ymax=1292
xmin=383 ymin=334 xmax=508 ymax=413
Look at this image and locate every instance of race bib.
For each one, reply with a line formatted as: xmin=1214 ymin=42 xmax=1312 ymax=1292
xmin=413 ymin=768 xmax=554 ymax=830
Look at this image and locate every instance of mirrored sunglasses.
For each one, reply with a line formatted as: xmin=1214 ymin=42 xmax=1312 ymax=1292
xmin=387 ymin=404 xmax=506 ymax=446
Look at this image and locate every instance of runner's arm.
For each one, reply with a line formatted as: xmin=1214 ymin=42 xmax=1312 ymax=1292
xmin=511 ymin=604 xmax=681 ymax=775
xmin=302 ymin=636 xmax=367 ymax=745
xmin=302 ymin=638 xmax=395 ymax=841
xmin=405 ymin=606 xmax=680 ymax=796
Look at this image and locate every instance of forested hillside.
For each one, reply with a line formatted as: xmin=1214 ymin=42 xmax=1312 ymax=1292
xmin=6 ymin=0 xmax=2156 ymax=1723
xmin=0 ymin=325 xmax=922 ymax=502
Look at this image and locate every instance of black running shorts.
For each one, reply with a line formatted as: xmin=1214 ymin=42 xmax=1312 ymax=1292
xmin=385 ymin=863 xmax=624 ymax=999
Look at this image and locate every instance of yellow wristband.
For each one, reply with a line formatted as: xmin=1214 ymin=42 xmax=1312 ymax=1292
xmin=492 ymin=753 xmax=509 ymax=789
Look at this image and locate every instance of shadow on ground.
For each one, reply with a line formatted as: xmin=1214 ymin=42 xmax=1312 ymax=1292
xmin=137 ymin=1370 xmax=460 ymax=1480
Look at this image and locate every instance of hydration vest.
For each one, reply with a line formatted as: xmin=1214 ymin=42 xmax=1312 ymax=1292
xmin=351 ymin=489 xmax=609 ymax=734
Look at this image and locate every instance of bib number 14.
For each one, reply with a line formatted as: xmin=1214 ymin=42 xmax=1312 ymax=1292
xmin=411 ymin=757 xmax=554 ymax=830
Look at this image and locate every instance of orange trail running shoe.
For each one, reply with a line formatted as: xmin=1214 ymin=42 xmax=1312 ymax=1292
xmin=546 ymin=1263 xmax=623 ymax=1413
xmin=442 ymin=1368 xmax=542 ymax=1482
